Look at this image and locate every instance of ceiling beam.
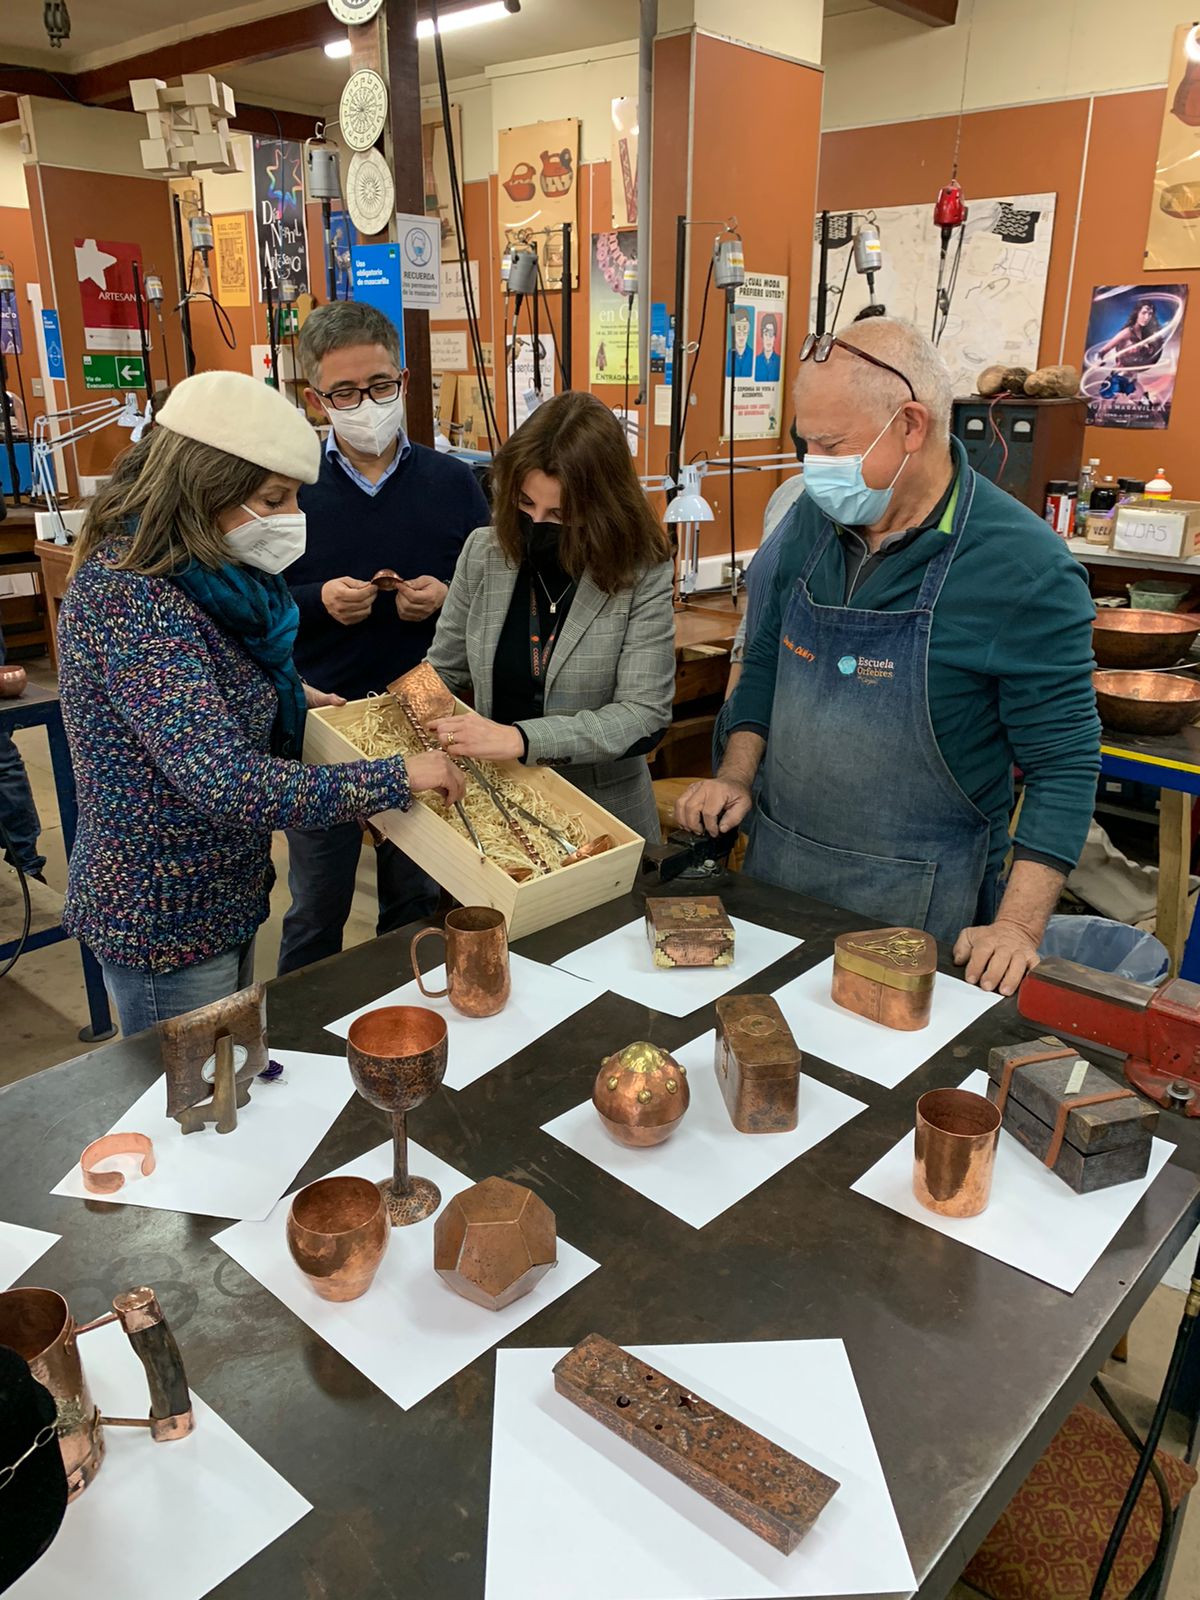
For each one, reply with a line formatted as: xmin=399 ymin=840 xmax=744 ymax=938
xmin=872 ymin=0 xmax=958 ymax=24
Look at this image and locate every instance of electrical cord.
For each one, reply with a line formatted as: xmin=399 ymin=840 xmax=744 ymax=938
xmin=430 ymin=0 xmax=501 ymax=449
xmin=533 ymin=259 xmax=570 ymax=388
xmin=0 ymin=813 xmax=32 ymax=981
xmin=508 ymin=299 xmax=519 ymax=436
xmin=726 ymin=290 xmax=737 ymax=602
xmin=623 ymin=294 xmax=634 ymax=450
xmin=828 ymin=244 xmax=854 ymax=335
xmin=1090 ymin=1378 xmax=1175 ymax=1600
xmin=0 ymin=63 xmax=83 ymax=102
xmin=677 ymin=254 xmax=714 ymax=464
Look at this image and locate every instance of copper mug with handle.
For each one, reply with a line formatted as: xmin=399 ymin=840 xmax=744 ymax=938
xmin=0 ymin=1285 xmax=194 ymax=1500
xmin=410 ymin=907 xmax=511 ymax=1018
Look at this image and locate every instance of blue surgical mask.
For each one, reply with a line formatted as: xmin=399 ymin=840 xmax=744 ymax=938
xmin=801 ymin=407 xmax=908 ymax=526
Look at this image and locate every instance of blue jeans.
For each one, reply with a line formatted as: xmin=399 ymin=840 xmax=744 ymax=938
xmin=101 ymin=941 xmax=255 ymax=1038
xmin=0 ymin=629 xmax=44 ymax=877
xmin=277 ymin=823 xmax=439 ymax=976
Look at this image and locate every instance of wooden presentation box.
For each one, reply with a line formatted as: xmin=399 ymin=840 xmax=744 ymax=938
xmin=304 ymin=699 xmax=644 ymax=940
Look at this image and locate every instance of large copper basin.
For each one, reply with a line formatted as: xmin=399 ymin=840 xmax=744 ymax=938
xmin=1092 ymin=609 xmax=1200 ymax=670
xmin=1094 ymin=670 xmax=1200 ymax=736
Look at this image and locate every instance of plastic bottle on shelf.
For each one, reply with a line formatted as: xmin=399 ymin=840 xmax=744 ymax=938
xmin=1146 ymin=468 xmax=1173 ymax=500
xmin=1076 ymin=458 xmax=1100 ymax=539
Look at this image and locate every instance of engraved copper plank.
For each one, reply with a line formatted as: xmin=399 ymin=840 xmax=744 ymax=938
xmin=552 ymin=1333 xmax=839 ymax=1554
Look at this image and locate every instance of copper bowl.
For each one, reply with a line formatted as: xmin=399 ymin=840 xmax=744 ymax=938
xmin=287 ymin=1175 xmax=389 ymax=1301
xmin=1092 ymin=610 xmax=1200 ymax=670
xmin=0 ymin=665 xmax=27 ymax=699
xmin=1094 ymin=670 xmax=1200 ymax=736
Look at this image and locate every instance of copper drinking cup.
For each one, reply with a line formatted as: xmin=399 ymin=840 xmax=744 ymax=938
xmin=346 ymin=1005 xmax=448 ymax=1226
xmin=410 ymin=907 xmax=511 ymax=1018
xmin=287 ymin=1175 xmax=390 ymax=1301
xmin=912 ymin=1088 xmax=1002 ymax=1218
xmin=0 ymin=1288 xmax=104 ymax=1499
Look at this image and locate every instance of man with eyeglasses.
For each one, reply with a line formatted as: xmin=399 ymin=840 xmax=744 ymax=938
xmin=279 ymin=301 xmax=489 ymax=975
xmin=678 ymin=318 xmax=1099 ymax=999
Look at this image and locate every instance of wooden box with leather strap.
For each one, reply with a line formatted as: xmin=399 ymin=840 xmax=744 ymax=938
xmin=984 ymin=1035 xmax=1159 ymax=1193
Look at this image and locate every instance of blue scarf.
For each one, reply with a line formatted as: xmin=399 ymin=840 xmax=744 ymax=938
xmin=175 ymin=561 xmax=307 ymax=758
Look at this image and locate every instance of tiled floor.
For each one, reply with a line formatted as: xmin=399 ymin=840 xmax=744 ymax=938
xmin=2 ymin=665 xmax=1197 ymax=1593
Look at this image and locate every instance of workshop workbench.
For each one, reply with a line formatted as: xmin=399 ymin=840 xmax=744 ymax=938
xmin=1 ymin=873 xmax=1197 ymax=1600
xmin=1100 ymin=723 xmax=1200 ymax=979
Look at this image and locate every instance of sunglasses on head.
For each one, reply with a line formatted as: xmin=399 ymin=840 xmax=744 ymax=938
xmin=799 ymin=332 xmax=917 ymax=403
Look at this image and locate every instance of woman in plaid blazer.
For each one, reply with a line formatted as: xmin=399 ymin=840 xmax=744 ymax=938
xmin=425 ymin=393 xmax=675 ymax=842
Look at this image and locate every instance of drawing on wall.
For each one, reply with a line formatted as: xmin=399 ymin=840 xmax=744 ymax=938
xmin=1081 ymin=283 xmax=1188 ymax=430
xmin=590 ymin=231 xmax=639 ymax=387
xmin=723 ymin=273 xmax=788 ymax=441
xmin=422 ymin=103 xmax=463 ymax=263
xmin=251 ymin=136 xmax=308 ymax=295
xmin=1146 ymin=23 xmax=1200 ymax=268
xmin=213 ymin=213 xmax=251 ymax=307
xmin=497 ymin=118 xmax=580 ymax=290
xmin=810 ymin=192 xmax=1057 ymax=399
xmin=611 ymin=98 xmax=638 ymax=229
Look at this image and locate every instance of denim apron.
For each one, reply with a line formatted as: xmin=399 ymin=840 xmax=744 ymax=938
xmin=743 ymin=474 xmax=995 ymax=941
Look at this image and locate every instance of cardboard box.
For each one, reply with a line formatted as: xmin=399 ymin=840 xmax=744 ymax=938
xmin=303 ymin=699 xmax=644 ymax=939
xmin=1113 ymin=499 xmax=1200 ymax=560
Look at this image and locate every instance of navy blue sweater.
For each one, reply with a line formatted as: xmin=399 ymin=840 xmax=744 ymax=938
xmin=288 ymin=443 xmax=490 ymax=699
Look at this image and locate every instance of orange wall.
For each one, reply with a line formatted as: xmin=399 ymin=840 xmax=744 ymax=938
xmin=819 ymin=87 xmax=1200 ymax=499
xmin=0 ymin=203 xmax=47 ymax=435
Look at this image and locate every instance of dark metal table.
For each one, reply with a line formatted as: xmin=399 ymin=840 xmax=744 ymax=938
xmin=3 ymin=873 xmax=1198 ymax=1600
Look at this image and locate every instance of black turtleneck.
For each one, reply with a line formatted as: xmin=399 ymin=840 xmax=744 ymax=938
xmin=491 ymin=544 xmax=577 ymax=728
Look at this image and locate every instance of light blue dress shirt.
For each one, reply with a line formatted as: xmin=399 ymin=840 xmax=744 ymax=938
xmin=324 ymin=426 xmax=412 ymax=498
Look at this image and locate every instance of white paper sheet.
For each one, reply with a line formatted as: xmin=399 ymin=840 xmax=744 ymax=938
xmin=486 ymin=1340 xmax=915 ymax=1600
xmin=851 ymin=1070 xmax=1176 ymax=1293
xmin=324 ymin=952 xmax=598 ymax=1091
xmin=10 ymin=1319 xmax=309 ymax=1600
xmin=51 ymin=1050 xmax=355 ymax=1222
xmin=0 ymin=1220 xmax=59 ymax=1289
xmin=773 ymin=956 xmax=1002 ymax=1089
xmin=553 ymin=917 xmax=802 ymax=1018
xmin=215 ymin=1141 xmax=599 ymax=1410
xmin=543 ymin=1031 xmax=866 ymax=1229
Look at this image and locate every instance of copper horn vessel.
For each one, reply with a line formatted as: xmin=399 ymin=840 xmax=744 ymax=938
xmin=0 ymin=1285 xmax=193 ymax=1500
xmin=410 ymin=906 xmax=511 ymax=1018
xmin=912 ymin=1088 xmax=1001 ymax=1218
xmin=346 ymin=1005 xmax=448 ymax=1225
xmin=287 ymin=1175 xmax=390 ymax=1301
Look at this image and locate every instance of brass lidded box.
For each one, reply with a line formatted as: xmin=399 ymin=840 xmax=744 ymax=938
xmin=645 ymin=896 xmax=735 ymax=969
xmin=831 ymin=927 xmax=937 ymax=1031
xmin=714 ymin=995 xmax=802 ymax=1133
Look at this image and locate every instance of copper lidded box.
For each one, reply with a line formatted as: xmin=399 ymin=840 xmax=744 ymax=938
xmin=831 ymin=927 xmax=937 ymax=1031
xmin=645 ymin=896 xmax=734 ymax=969
xmin=714 ymin=995 xmax=802 ymax=1133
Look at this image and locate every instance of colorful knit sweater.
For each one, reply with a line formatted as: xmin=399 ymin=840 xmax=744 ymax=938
xmin=58 ymin=552 xmax=413 ymax=974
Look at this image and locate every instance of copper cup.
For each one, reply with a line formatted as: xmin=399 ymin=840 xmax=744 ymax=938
xmin=287 ymin=1175 xmax=389 ymax=1301
xmin=410 ymin=907 xmax=511 ymax=1018
xmin=346 ymin=1005 xmax=448 ymax=1226
xmin=913 ymin=1088 xmax=1002 ymax=1218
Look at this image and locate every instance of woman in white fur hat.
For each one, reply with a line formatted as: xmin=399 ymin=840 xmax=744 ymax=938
xmin=57 ymin=370 xmax=464 ymax=1036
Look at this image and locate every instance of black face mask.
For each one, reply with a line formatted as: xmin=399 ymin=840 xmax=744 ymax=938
xmin=517 ymin=508 xmax=562 ymax=562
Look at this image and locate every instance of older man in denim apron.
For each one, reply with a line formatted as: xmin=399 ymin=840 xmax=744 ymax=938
xmin=678 ymin=320 xmax=1099 ymax=999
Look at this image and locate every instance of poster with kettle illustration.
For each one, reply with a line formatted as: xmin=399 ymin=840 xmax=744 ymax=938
xmin=497 ymin=118 xmax=581 ymax=290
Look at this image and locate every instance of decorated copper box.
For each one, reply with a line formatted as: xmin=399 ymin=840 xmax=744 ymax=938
xmin=592 ymin=1041 xmax=690 ymax=1146
xmin=714 ymin=995 xmax=802 ymax=1133
xmin=645 ymin=896 xmax=734 ymax=969
xmin=831 ymin=927 xmax=937 ymax=1031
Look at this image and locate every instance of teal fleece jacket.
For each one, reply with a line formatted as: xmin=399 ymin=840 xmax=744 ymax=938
xmin=728 ymin=439 xmax=1100 ymax=880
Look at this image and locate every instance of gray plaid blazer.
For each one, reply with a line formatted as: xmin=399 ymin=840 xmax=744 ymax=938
xmin=427 ymin=527 xmax=675 ymax=842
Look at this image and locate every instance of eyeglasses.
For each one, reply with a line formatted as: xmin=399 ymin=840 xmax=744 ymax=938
xmin=799 ymin=332 xmax=916 ymax=403
xmin=314 ymin=379 xmax=403 ymax=412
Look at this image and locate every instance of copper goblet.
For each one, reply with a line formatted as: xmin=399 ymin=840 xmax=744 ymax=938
xmin=287 ymin=1175 xmax=389 ymax=1300
xmin=346 ymin=1006 xmax=448 ymax=1226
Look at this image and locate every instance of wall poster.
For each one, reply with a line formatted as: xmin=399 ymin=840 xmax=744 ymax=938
xmin=811 ymin=193 xmax=1056 ymax=399
xmin=590 ymin=230 xmax=639 ymax=388
xmin=610 ymin=97 xmax=638 ymax=229
xmin=433 ymin=259 xmax=480 ymax=321
xmin=422 ymin=103 xmax=463 ymax=264
xmin=251 ymin=136 xmax=309 ymax=297
xmin=504 ymin=332 xmax=557 ymax=428
xmin=1146 ymin=23 xmax=1200 ymax=269
xmin=723 ymin=272 xmax=788 ymax=441
xmin=74 ymin=237 xmax=145 ymax=352
xmin=213 ymin=213 xmax=251 ymax=307
xmin=1081 ymin=283 xmax=1188 ymax=430
xmin=497 ymin=118 xmax=580 ymax=290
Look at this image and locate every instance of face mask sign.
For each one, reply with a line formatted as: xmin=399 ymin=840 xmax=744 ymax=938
xmin=801 ymin=406 xmax=910 ymax=527
xmin=224 ymin=505 xmax=307 ymax=574
xmin=326 ymin=392 xmax=407 ymax=457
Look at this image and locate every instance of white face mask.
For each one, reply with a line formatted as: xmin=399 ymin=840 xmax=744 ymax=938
xmin=327 ymin=392 xmax=407 ymax=457
xmin=224 ymin=504 xmax=307 ymax=574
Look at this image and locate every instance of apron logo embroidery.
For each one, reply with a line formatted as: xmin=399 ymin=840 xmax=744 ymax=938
xmin=783 ymin=635 xmax=814 ymax=662
xmin=838 ymin=654 xmax=895 ymax=682
xmin=837 ymin=655 xmax=857 ymax=675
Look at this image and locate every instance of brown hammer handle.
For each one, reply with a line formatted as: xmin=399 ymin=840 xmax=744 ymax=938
xmin=112 ymin=1288 xmax=194 ymax=1441
xmin=410 ymin=927 xmax=450 ymax=998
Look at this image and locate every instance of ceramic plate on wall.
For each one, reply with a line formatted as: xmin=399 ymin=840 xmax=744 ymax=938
xmin=326 ymin=0 xmax=383 ymax=23
xmin=346 ymin=148 xmax=395 ymax=237
xmin=339 ymin=68 xmax=388 ymax=152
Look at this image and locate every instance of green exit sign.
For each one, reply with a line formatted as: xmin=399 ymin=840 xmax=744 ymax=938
xmin=82 ymin=353 xmax=146 ymax=390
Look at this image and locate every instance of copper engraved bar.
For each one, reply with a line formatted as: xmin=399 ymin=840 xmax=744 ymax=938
xmin=552 ymin=1334 xmax=839 ymax=1554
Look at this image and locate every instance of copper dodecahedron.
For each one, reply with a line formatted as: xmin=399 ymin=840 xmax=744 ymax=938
xmin=433 ymin=1177 xmax=556 ymax=1311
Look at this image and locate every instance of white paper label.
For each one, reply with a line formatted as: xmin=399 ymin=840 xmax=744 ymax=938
xmin=1065 ymin=1059 xmax=1089 ymax=1095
